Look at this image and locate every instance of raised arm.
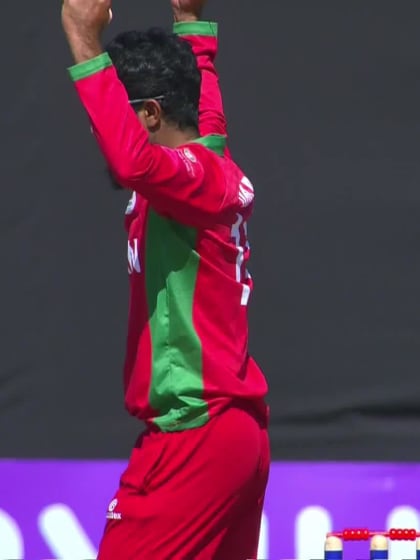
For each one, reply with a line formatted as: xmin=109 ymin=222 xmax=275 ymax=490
xmin=68 ymin=57 xmax=231 ymax=226
xmin=61 ymin=0 xmax=239 ymax=227
xmin=172 ymin=1 xmax=230 ymax=156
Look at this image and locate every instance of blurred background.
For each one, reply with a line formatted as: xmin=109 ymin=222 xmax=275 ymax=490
xmin=2 ymin=1 xmax=420 ymax=558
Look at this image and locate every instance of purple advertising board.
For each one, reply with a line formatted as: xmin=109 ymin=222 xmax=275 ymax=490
xmin=1 ymin=460 xmax=420 ymax=559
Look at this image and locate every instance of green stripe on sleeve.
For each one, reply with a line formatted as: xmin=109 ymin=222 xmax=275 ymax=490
xmin=68 ymin=53 xmax=113 ymax=82
xmin=173 ymin=21 xmax=218 ymax=37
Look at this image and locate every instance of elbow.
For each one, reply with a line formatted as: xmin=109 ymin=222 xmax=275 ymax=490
xmin=108 ymin=155 xmax=150 ymax=190
xmin=100 ymin=134 xmax=154 ymax=189
xmin=111 ymin=164 xmax=139 ymax=188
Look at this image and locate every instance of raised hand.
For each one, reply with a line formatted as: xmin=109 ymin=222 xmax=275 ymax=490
xmin=62 ymin=0 xmax=112 ymax=63
xmin=62 ymin=0 xmax=112 ymax=39
xmin=171 ymin=0 xmax=208 ymax=22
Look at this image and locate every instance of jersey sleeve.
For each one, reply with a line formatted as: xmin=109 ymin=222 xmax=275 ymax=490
xmin=67 ymin=53 xmax=238 ymax=226
xmin=174 ymin=21 xmax=231 ymax=158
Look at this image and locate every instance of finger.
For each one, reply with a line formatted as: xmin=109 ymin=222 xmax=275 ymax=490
xmin=108 ymin=7 xmax=113 ymax=23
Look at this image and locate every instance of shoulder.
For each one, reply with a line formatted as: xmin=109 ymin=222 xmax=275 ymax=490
xmin=170 ymin=141 xmax=224 ymax=182
xmin=174 ymin=141 xmax=256 ymax=210
xmin=216 ymin=156 xmax=256 ymax=210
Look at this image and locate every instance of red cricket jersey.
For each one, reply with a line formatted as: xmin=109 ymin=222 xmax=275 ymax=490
xmin=68 ymin=21 xmax=268 ymax=431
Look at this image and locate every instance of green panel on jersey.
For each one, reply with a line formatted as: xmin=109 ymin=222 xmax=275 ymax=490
xmin=192 ymin=135 xmax=226 ymax=156
xmin=145 ymin=210 xmax=209 ymax=431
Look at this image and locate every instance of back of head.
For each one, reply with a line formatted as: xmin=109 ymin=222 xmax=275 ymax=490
xmin=106 ymin=28 xmax=201 ymax=131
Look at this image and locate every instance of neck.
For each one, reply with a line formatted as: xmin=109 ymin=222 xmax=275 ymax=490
xmin=156 ymin=126 xmax=199 ymax=149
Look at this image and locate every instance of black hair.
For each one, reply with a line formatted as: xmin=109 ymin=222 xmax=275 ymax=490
xmin=106 ymin=28 xmax=201 ymax=131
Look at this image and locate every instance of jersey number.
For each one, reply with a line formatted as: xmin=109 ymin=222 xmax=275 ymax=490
xmin=231 ymin=213 xmax=251 ymax=306
xmin=128 ymin=239 xmax=141 ymax=274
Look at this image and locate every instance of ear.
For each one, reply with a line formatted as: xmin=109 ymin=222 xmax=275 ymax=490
xmin=142 ymin=99 xmax=163 ymax=129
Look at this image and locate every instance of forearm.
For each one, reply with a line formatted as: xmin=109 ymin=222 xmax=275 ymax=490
xmin=65 ymin=31 xmax=103 ymax=64
xmin=62 ymin=5 xmax=110 ymax=64
xmin=174 ymin=21 xmax=229 ymax=145
xmin=69 ymin=54 xmax=153 ymax=186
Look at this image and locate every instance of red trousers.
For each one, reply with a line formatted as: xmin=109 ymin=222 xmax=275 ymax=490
xmin=97 ymin=404 xmax=270 ymax=560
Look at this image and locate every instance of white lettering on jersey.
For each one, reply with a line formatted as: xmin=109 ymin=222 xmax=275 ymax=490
xmin=176 ymin=148 xmax=199 ymax=178
xmin=182 ymin=148 xmax=197 ymax=163
xmin=106 ymin=499 xmax=122 ymax=520
xmin=238 ymin=176 xmax=255 ymax=208
xmin=127 ymin=239 xmax=141 ymax=274
xmin=125 ymin=192 xmax=136 ymax=215
xmin=231 ymin=213 xmax=252 ymax=306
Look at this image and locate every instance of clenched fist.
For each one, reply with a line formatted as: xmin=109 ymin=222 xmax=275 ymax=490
xmin=171 ymin=0 xmax=208 ymax=22
xmin=62 ymin=0 xmax=112 ymax=64
xmin=62 ymin=0 xmax=112 ymax=37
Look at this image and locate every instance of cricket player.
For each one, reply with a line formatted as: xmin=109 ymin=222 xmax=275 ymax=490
xmin=61 ymin=0 xmax=270 ymax=557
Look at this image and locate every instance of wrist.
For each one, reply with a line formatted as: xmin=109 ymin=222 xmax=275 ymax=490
xmin=173 ymin=12 xmax=200 ymax=23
